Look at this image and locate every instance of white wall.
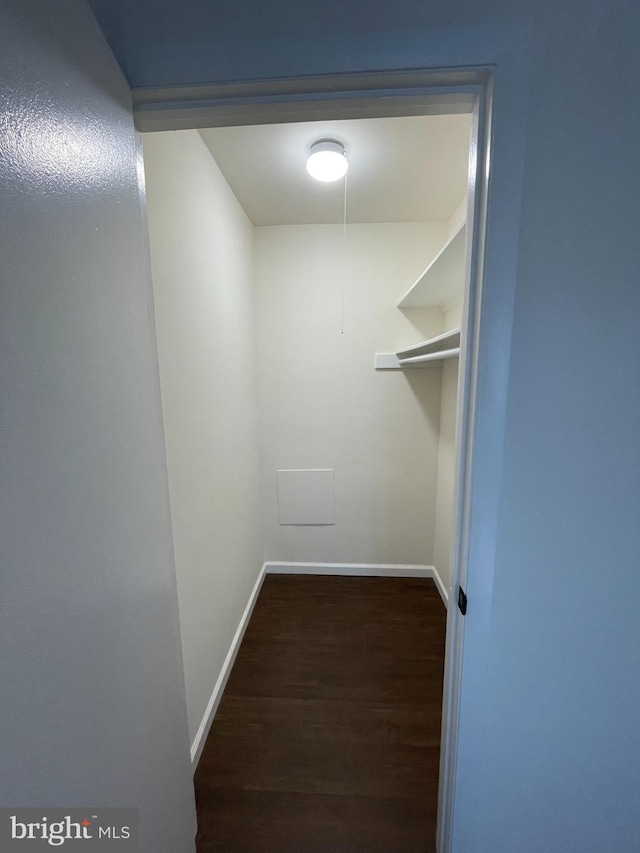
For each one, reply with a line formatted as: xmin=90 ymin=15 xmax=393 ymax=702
xmin=142 ymin=130 xmax=263 ymax=751
xmin=254 ymin=222 xmax=445 ymax=565
xmin=0 ymin=2 xmax=195 ymax=849
xmin=445 ymin=196 xmax=467 ymax=240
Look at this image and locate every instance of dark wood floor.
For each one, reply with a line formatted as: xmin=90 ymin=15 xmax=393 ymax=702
xmin=194 ymin=574 xmax=446 ymax=853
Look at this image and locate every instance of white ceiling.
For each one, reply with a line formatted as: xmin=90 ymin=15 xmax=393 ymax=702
xmin=199 ymin=114 xmax=471 ymax=227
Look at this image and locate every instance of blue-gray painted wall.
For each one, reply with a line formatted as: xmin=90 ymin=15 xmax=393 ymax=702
xmin=9 ymin=0 xmax=640 ymax=849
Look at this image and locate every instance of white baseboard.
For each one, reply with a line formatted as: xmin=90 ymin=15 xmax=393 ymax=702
xmin=189 ymin=563 xmax=267 ymax=769
xmin=265 ymin=561 xmax=449 ymax=607
xmin=427 ymin=566 xmax=449 ymax=607
xmin=190 ymin=559 xmax=448 ymax=769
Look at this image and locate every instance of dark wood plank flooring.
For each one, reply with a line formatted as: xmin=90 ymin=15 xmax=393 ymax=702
xmin=194 ymin=574 xmax=446 ymax=852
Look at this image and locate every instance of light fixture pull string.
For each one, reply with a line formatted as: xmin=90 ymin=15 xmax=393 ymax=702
xmin=340 ymin=168 xmax=348 ymax=335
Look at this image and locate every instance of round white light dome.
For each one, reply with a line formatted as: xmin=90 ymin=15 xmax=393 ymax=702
xmin=306 ymin=140 xmax=348 ymax=182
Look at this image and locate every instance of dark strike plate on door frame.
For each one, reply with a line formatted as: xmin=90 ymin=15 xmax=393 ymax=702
xmin=458 ymin=586 xmax=467 ymax=615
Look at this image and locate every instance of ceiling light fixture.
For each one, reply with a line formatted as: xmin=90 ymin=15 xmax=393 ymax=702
xmin=306 ymin=139 xmax=348 ymax=182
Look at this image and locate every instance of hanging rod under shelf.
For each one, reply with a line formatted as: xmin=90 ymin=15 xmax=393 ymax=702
xmin=374 ymin=348 xmax=460 ymax=369
xmin=374 ymin=327 xmax=461 ymax=370
xmin=398 ymin=347 xmax=460 ymax=365
xmin=395 ymin=328 xmax=461 ymax=361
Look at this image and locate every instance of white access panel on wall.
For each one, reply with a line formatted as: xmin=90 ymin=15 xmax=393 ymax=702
xmin=276 ymin=469 xmax=336 ymax=525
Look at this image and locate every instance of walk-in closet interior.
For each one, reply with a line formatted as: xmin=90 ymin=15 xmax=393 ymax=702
xmin=142 ymin=112 xmax=472 ymax=802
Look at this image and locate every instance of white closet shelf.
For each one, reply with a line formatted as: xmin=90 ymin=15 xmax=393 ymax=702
xmin=397 ymin=221 xmax=466 ymax=309
xmin=374 ymin=328 xmax=461 ymax=370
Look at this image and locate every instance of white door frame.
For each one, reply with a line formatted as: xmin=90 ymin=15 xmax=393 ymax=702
xmin=135 ymin=66 xmax=523 ymax=853
xmin=437 ymin=78 xmax=491 ymax=853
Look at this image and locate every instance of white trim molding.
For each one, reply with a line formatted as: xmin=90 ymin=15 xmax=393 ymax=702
xmin=265 ymin=561 xmax=449 ymax=606
xmin=189 ymin=565 xmax=267 ymax=768
xmin=132 ymin=70 xmax=484 ymax=132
